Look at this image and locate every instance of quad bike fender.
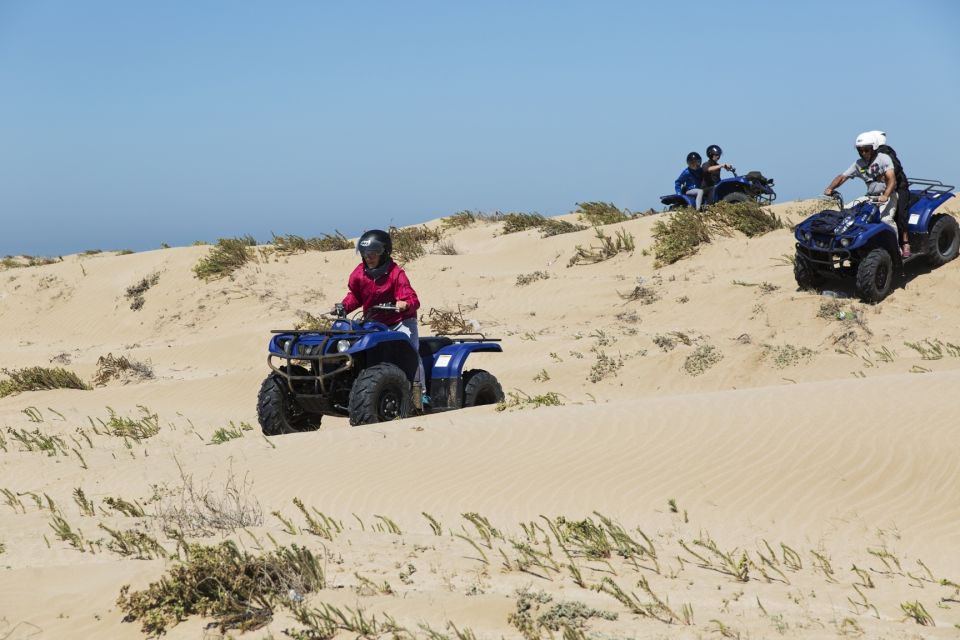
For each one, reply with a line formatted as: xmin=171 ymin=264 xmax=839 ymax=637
xmin=429 ymin=342 xmax=503 ymax=381
xmin=855 ymin=226 xmax=901 ymax=266
xmin=712 ymin=178 xmax=752 ymax=202
xmin=660 ymin=194 xmax=694 ymax=208
xmin=907 ymin=191 xmax=955 ymax=234
xmin=349 ymin=333 xmax=421 ymax=382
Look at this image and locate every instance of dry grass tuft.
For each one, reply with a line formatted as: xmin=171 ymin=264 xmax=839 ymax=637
xmin=153 ymin=465 xmax=263 ymax=536
xmin=709 ymin=201 xmax=784 ymax=237
xmin=0 ymin=367 xmax=91 ymax=397
xmin=271 ymin=231 xmax=352 ymax=254
xmin=683 ymin=345 xmax=723 ymax=376
xmin=651 ymin=209 xmax=711 ymax=267
xmin=125 ymin=272 xmax=160 ymax=311
xmin=293 ymin=310 xmax=334 ymax=331
xmin=516 ymin=271 xmax=551 ymax=287
xmin=92 ymin=353 xmax=154 ymax=386
xmin=389 ymin=225 xmax=444 ymax=263
xmin=421 ymin=306 xmax=473 ymax=334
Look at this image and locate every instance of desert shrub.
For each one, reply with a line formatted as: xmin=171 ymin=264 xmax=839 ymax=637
xmin=1 ymin=255 xmax=59 ymax=269
xmin=509 ymin=587 xmax=617 ymax=636
xmin=209 ymin=421 xmax=253 ymax=445
xmin=588 ymin=350 xmax=624 ymax=383
xmin=0 ymin=367 xmax=91 ymax=397
xmin=500 ymin=212 xmax=547 ymax=234
xmin=389 ymin=225 xmax=443 ymax=263
xmin=81 ymin=249 xmax=102 ymax=256
xmin=125 ymin=272 xmax=160 ymax=311
xmin=568 ymin=228 xmax=635 ymax=266
xmin=651 ymin=209 xmax=711 ymax=267
xmin=193 ymin=237 xmax=256 ymax=280
xmin=293 ymin=310 xmax=333 ymax=331
xmin=575 ymin=201 xmax=633 ymax=226
xmin=96 ymin=406 xmax=161 ymax=439
xmin=421 ymin=306 xmax=472 ymax=334
xmin=432 ymin=239 xmax=459 ymax=255
xmin=683 ymin=344 xmax=723 ymax=376
xmin=153 ymin=467 xmax=262 ymax=536
xmin=117 ymin=249 xmax=135 ymax=255
xmin=92 ymin=353 xmax=154 ymax=386
xmin=496 ymin=390 xmax=564 ymax=411
xmin=117 ymin=541 xmax=325 ymax=635
xmin=619 ymin=284 xmax=660 ymax=305
xmin=441 ymin=210 xmax=480 ymax=230
xmin=272 ymin=231 xmax=351 ymax=254
xmin=761 ymin=344 xmax=815 ymax=368
xmin=539 ymin=219 xmax=588 ymax=237
xmin=516 ymin=270 xmax=550 ymax=287
xmin=710 ymin=201 xmax=784 ymax=237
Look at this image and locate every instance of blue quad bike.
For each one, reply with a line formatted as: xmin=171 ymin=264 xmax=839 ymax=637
xmin=257 ymin=304 xmax=505 ymax=434
xmin=660 ymin=170 xmax=777 ymax=210
xmin=793 ymin=179 xmax=958 ymax=303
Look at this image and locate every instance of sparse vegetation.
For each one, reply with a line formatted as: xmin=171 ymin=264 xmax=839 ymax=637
xmin=619 ymin=283 xmax=660 ymax=305
xmin=441 ymin=210 xmax=481 ymax=230
xmin=516 ymin=270 xmax=550 ymax=286
xmin=761 ymin=344 xmax=814 ymax=369
xmin=92 ymin=353 xmax=154 ymax=386
xmin=539 ymin=219 xmax=588 ymax=237
xmin=588 ymin=350 xmax=623 ymax=383
xmin=709 ymin=201 xmax=784 ymax=237
xmin=651 ymin=209 xmax=711 ymax=267
xmin=209 ymin=421 xmax=253 ymax=444
xmin=193 ymin=236 xmax=257 ymax=280
xmin=125 ymin=272 xmax=160 ymax=310
xmin=117 ymin=541 xmax=324 ymax=635
xmin=568 ymin=228 xmax=635 ymax=266
xmin=271 ymin=231 xmax=352 ymax=254
xmin=293 ymin=310 xmax=333 ymax=331
xmin=575 ymin=201 xmax=633 ymax=226
xmin=153 ymin=465 xmax=262 ymax=536
xmin=0 ymin=366 xmax=91 ymax=397
xmin=496 ymin=389 xmax=564 ymax=411
xmin=683 ymin=344 xmax=723 ymax=376
xmin=421 ymin=306 xmax=472 ymax=334
xmin=389 ymin=225 xmax=443 ymax=263
xmin=499 ymin=212 xmax=586 ymax=238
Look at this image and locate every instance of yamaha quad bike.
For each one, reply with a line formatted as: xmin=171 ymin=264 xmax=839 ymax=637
xmin=660 ymin=170 xmax=776 ymax=210
xmin=257 ymin=304 xmax=504 ymax=434
xmin=793 ymin=179 xmax=958 ymax=303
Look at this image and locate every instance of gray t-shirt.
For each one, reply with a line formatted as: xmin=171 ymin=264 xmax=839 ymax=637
xmin=843 ymin=152 xmax=894 ymax=195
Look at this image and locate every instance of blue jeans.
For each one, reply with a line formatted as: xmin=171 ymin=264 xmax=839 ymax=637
xmin=684 ymin=188 xmax=704 ymax=210
xmin=393 ymin=318 xmax=424 ymax=387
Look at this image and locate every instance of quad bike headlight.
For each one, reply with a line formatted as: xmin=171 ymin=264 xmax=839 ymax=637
xmin=840 ymin=237 xmax=851 ymax=247
xmin=802 ymin=231 xmax=812 ymax=241
xmin=335 ymin=339 xmax=352 ymax=353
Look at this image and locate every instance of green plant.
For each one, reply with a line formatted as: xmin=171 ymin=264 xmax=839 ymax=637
xmin=539 ymin=219 xmax=587 ymax=237
xmin=683 ymin=344 xmax=722 ymax=376
xmin=900 ymin=600 xmax=934 ymax=625
xmin=0 ymin=366 xmax=91 ymax=397
xmin=568 ymin=228 xmax=635 ymax=266
xmin=271 ymin=231 xmax=352 ymax=254
xmin=441 ymin=210 xmax=480 ymax=230
xmin=709 ymin=201 xmax=784 ymax=237
xmin=516 ymin=270 xmax=551 ymax=287
xmin=496 ymin=390 xmax=564 ymax=411
xmin=500 ymin=212 xmax=547 ymax=234
xmin=117 ymin=541 xmax=324 ymax=634
xmin=587 ymin=350 xmax=623 ymax=383
xmin=575 ymin=201 xmax=633 ymax=226
xmin=761 ymin=344 xmax=814 ymax=369
xmin=651 ymin=209 xmax=711 ymax=267
xmin=389 ymin=225 xmax=443 ymax=263
xmin=619 ymin=284 xmax=660 ymax=305
xmin=125 ymin=272 xmax=159 ymax=310
xmin=193 ymin=237 xmax=257 ymax=280
xmin=208 ymin=421 xmax=253 ymax=445
xmin=94 ymin=406 xmax=160 ymax=440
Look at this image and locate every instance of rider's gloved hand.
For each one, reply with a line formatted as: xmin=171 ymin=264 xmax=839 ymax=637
xmin=333 ymin=303 xmax=345 ymax=317
xmin=877 ymin=194 xmax=889 ymax=204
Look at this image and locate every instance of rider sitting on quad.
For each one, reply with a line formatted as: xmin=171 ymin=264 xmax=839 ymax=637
xmin=334 ymin=229 xmax=427 ymax=401
xmin=674 ymin=151 xmax=705 ymax=210
xmin=702 ymin=144 xmax=735 ymax=203
xmin=823 ymin=131 xmax=908 ymax=256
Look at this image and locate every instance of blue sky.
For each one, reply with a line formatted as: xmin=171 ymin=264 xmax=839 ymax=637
xmin=1 ymin=0 xmax=958 ymax=256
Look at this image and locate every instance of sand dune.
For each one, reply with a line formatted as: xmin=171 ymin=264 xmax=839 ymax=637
xmin=2 ymin=200 xmax=960 ymax=638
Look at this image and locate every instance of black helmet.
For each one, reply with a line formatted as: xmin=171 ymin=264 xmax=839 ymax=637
xmin=706 ymin=144 xmax=722 ymax=159
xmin=357 ymin=229 xmax=391 ymax=257
xmin=686 ymin=151 xmax=702 ymax=164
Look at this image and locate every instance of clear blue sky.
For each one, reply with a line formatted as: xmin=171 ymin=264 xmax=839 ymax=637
xmin=1 ymin=0 xmax=958 ymax=256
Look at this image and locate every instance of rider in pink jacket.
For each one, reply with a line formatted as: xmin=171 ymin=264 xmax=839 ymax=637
xmin=337 ymin=229 xmax=426 ymax=399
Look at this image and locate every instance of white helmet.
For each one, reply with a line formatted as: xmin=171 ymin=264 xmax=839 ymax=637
xmin=855 ymin=130 xmax=885 ymax=150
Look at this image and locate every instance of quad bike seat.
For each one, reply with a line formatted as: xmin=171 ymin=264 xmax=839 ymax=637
xmin=418 ymin=336 xmax=453 ymax=359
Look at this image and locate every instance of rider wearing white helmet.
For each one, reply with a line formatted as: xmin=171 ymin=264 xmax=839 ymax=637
xmin=824 ymin=131 xmax=909 ymax=256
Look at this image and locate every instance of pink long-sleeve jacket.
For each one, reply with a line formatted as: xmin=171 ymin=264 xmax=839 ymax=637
xmin=341 ymin=261 xmax=420 ymax=325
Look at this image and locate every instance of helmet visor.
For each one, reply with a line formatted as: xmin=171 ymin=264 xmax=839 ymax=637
xmin=358 ymin=238 xmax=386 ymax=256
xmin=856 ymin=145 xmax=873 ymax=156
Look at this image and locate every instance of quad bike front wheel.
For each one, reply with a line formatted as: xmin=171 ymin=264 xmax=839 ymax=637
xmin=462 ymin=369 xmax=505 ymax=407
xmin=348 ymin=363 xmax=412 ymax=426
xmin=855 ymin=248 xmax=894 ymax=303
xmin=925 ymin=214 xmax=960 ymax=267
xmin=257 ymin=367 xmax=322 ymax=436
xmin=793 ymin=253 xmax=823 ymax=291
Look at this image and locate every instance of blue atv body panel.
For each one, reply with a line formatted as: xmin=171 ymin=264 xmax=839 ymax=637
xmin=660 ymin=173 xmax=776 ymax=209
xmin=906 ymin=191 xmax=955 ymax=233
xmin=430 ymin=342 xmax=503 ymax=380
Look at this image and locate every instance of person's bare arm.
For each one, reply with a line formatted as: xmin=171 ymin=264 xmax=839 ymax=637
xmin=877 ymin=168 xmax=896 ymax=202
xmin=824 ymin=174 xmax=848 ymax=195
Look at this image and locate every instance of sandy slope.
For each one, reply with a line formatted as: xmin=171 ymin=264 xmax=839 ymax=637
xmin=2 ymin=199 xmax=960 ymax=638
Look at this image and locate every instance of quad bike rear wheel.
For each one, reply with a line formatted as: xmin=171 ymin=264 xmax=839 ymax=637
xmin=462 ymin=369 xmax=505 ymax=407
xmin=855 ymin=248 xmax=893 ymax=303
xmin=257 ymin=366 xmax=322 ymax=436
xmin=348 ymin=363 xmax=412 ymax=426
xmin=721 ymin=192 xmax=751 ymax=204
xmin=925 ymin=214 xmax=960 ymax=267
